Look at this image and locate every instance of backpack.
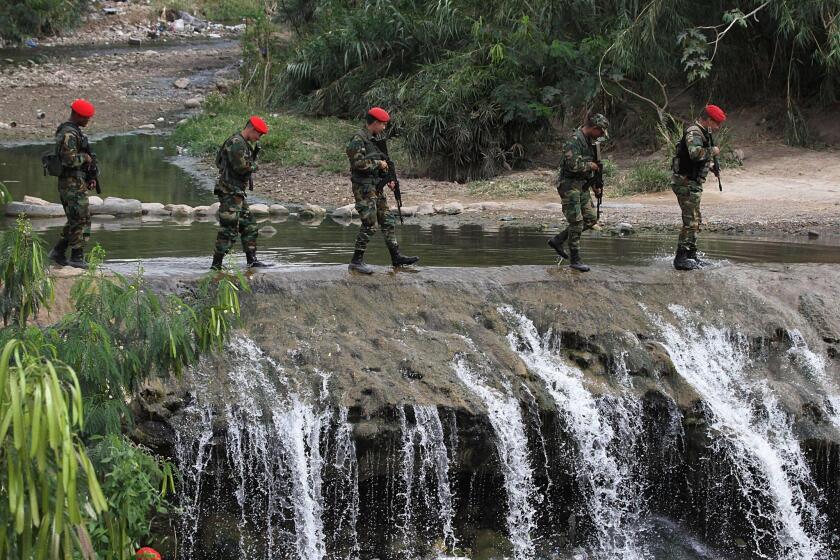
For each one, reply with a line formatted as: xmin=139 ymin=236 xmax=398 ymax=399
xmin=42 ymin=122 xmax=83 ymax=177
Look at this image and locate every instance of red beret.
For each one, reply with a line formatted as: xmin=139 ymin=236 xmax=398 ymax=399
xmin=136 ymin=547 xmax=161 ymax=560
xmin=367 ymin=107 xmax=390 ymax=123
xmin=704 ymin=104 xmax=726 ymax=123
xmin=249 ymin=116 xmax=268 ymax=134
xmin=71 ymin=99 xmax=95 ymax=118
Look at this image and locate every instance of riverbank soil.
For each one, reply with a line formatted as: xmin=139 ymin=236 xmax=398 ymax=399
xmin=0 ymin=2 xmax=241 ymax=140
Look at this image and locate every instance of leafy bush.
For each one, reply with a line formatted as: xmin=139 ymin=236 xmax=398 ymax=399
xmin=0 ymin=216 xmax=52 ymax=328
xmin=0 ymin=0 xmax=85 ymax=41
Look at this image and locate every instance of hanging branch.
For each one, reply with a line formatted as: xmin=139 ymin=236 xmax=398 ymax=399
xmin=697 ymin=1 xmax=771 ymax=62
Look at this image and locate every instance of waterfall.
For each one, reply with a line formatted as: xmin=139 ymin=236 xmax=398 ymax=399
xmin=394 ymin=405 xmax=458 ymax=556
xmin=787 ymin=329 xmax=840 ymax=432
xmin=501 ymin=307 xmax=646 ymax=559
xmin=652 ymin=306 xmax=827 ymax=560
xmin=453 ymin=357 xmax=540 ymax=560
xmin=174 ymin=336 xmax=359 ymax=560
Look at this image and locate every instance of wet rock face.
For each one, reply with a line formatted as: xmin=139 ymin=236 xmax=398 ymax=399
xmin=137 ymin=264 xmax=840 ymax=558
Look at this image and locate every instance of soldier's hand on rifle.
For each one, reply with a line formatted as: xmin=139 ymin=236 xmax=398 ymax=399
xmin=83 ymin=153 xmax=93 ymax=165
xmin=588 ymin=162 xmax=600 ymax=172
xmin=87 ymin=180 xmax=97 ymax=191
xmin=387 ymin=181 xmax=396 ymax=191
xmin=712 ymin=146 xmax=721 ymax=156
xmin=377 ymin=160 xmax=389 ymax=171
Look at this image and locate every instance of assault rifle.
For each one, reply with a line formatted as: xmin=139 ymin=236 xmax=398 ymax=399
xmin=588 ymin=141 xmax=604 ymax=220
xmin=709 ymin=133 xmax=723 ymax=192
xmin=372 ymin=135 xmax=403 ymax=224
xmin=249 ymin=143 xmax=261 ymax=191
xmin=85 ymin=153 xmax=102 ymax=195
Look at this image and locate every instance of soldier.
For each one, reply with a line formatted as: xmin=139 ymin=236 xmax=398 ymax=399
xmin=346 ymin=107 xmax=418 ymax=274
xmin=671 ymin=104 xmax=726 ymax=271
xmin=210 ymin=116 xmax=272 ymax=270
xmin=47 ymin=98 xmax=97 ymax=269
xmin=547 ymin=113 xmax=609 ymax=272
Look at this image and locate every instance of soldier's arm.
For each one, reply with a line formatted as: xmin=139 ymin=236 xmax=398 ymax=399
xmin=346 ymin=137 xmax=377 ymax=173
xmin=685 ymin=129 xmax=710 ymax=161
xmin=58 ymin=132 xmax=86 ymax=168
xmin=562 ymin=139 xmax=591 ymax=175
xmin=227 ymin=138 xmax=256 ymax=175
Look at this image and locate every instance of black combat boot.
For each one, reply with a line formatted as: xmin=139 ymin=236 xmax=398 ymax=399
xmin=48 ymin=238 xmax=68 ymax=266
xmin=547 ymin=229 xmax=569 ymax=259
xmin=686 ymin=247 xmax=709 ymax=268
xmin=245 ymin=249 xmax=272 ymax=268
xmin=66 ymin=248 xmax=88 ymax=270
xmin=387 ymin=244 xmax=420 ymax=267
xmin=348 ymin=250 xmax=374 ymax=275
xmin=673 ymin=246 xmax=699 ymax=271
xmin=210 ymin=252 xmax=225 ymax=271
xmin=569 ymin=249 xmax=590 ymax=272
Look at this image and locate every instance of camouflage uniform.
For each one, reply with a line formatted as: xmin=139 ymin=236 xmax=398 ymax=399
xmin=557 ymin=128 xmax=599 ymax=251
xmin=672 ymin=123 xmax=713 ymax=252
xmin=346 ymin=127 xmax=397 ymax=251
xmin=55 ymin=122 xmax=92 ymax=250
xmin=213 ymin=133 xmax=259 ymax=256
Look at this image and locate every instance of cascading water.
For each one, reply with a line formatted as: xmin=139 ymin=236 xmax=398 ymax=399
xmin=393 ymin=405 xmax=458 ymax=557
xmin=651 ymin=306 xmax=827 ymax=560
xmin=787 ymin=329 xmax=840 ymax=432
xmin=173 ymin=336 xmax=359 ymax=560
xmin=501 ymin=307 xmax=646 ymax=559
xmin=453 ymin=356 xmax=540 ymax=560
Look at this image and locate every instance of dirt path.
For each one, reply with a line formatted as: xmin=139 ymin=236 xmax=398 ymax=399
xmin=0 ymin=2 xmax=240 ymax=140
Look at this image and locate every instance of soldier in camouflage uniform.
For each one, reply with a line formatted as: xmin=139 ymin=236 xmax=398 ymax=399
xmin=671 ymin=104 xmax=726 ymax=270
xmin=547 ymin=113 xmax=609 ymax=272
xmin=346 ymin=107 xmax=418 ymax=275
xmin=48 ymin=99 xmax=97 ymax=269
xmin=210 ymin=116 xmax=271 ymax=270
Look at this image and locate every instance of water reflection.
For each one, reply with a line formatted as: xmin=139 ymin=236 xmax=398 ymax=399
xmin=0 ymin=134 xmax=216 ymax=206
xmin=3 ymin=215 xmax=837 ymax=275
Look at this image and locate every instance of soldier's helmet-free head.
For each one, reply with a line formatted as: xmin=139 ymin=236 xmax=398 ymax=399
xmin=136 ymin=547 xmax=161 ymax=560
xmin=70 ymin=98 xmax=95 ymax=125
xmin=586 ymin=113 xmax=610 ymax=138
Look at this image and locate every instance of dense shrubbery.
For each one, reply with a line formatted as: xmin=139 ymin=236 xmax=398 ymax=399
xmin=0 ymin=0 xmax=85 ymax=42
xmin=240 ymin=0 xmax=840 ymax=179
xmin=0 ymin=218 xmax=246 ymax=559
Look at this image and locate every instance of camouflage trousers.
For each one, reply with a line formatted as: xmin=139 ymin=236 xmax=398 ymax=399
xmin=672 ymin=178 xmax=703 ymax=251
xmin=214 ymin=190 xmax=259 ymax=256
xmin=559 ymin=183 xmax=598 ymax=251
xmin=58 ymin=177 xmax=91 ymax=250
xmin=352 ymin=181 xmax=396 ymax=252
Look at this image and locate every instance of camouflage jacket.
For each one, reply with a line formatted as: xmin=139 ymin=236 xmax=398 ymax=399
xmin=217 ymin=133 xmax=257 ymax=190
xmin=558 ymin=128 xmax=597 ymax=188
xmin=55 ymin=122 xmax=90 ymax=178
xmin=680 ymin=122 xmax=713 ymax=184
xmin=346 ymin=128 xmax=386 ymax=184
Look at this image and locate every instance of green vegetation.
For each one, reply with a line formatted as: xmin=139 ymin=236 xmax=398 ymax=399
xmin=0 ymin=218 xmax=246 ymax=559
xmin=173 ymin=93 xmax=358 ymax=173
xmin=0 ymin=0 xmax=84 ymax=42
xmin=468 ymin=178 xmax=552 ymax=199
xmin=152 ymin=0 xmax=263 ymax=23
xmin=611 ymin=162 xmax=673 ymax=196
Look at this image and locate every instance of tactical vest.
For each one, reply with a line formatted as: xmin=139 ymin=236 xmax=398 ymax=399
xmin=43 ymin=122 xmax=89 ymax=178
xmin=216 ymin=133 xmax=253 ymax=188
xmin=672 ymin=125 xmax=711 ymax=182
xmin=350 ymin=131 xmax=386 ymax=185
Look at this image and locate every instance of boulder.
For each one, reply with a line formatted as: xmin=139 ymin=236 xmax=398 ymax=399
xmin=331 ymin=203 xmax=358 ymax=219
xmin=250 ymin=203 xmax=270 ymax=215
xmin=173 ymin=78 xmax=190 ymax=89
xmin=442 ymin=202 xmax=464 ymax=215
xmin=137 ymin=124 xmax=156 ymax=130
xmin=613 ymin=222 xmax=634 ymax=236
xmin=88 ymin=195 xmax=104 ymax=206
xmin=269 ymin=204 xmax=289 ymax=215
xmin=193 ymin=205 xmax=211 ymax=216
xmin=23 ymin=195 xmax=51 ymax=206
xmin=92 ymin=197 xmax=142 ymax=216
xmin=415 ymin=202 xmax=435 ymax=216
xmin=208 ymin=202 xmax=221 ymax=215
xmin=4 ymin=201 xmax=65 ymax=217
xmin=184 ymin=97 xmax=203 ymax=109
xmin=169 ymin=204 xmax=194 ymax=217
xmin=141 ymin=202 xmax=169 ymax=215
xmin=299 ymin=203 xmax=326 ymax=219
